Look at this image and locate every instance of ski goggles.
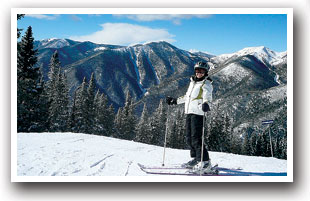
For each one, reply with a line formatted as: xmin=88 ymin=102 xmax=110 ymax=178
xmin=195 ymin=68 xmax=206 ymax=74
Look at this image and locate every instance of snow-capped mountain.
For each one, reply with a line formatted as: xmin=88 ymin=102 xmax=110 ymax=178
xmin=189 ymin=50 xmax=216 ymax=60
xmin=34 ymin=38 xmax=75 ymax=49
xmin=212 ymin=46 xmax=287 ymax=66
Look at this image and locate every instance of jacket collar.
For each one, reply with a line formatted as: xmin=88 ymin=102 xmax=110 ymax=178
xmin=191 ymin=75 xmax=206 ymax=82
xmin=190 ymin=75 xmax=213 ymax=83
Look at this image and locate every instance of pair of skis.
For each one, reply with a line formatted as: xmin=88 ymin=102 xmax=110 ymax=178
xmin=138 ymin=163 xmax=243 ymax=176
xmin=154 ymin=108 xmax=243 ymax=176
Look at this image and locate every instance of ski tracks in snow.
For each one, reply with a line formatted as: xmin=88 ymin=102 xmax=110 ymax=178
xmin=17 ymin=133 xmax=151 ymax=176
xmin=17 ymin=133 xmax=287 ymax=177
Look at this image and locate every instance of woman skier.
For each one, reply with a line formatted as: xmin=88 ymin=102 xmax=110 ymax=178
xmin=166 ymin=61 xmax=213 ymax=173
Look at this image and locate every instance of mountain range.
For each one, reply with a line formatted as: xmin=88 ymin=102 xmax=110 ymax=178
xmin=34 ymin=38 xmax=287 ymax=135
xmin=35 ymin=39 xmax=211 ymax=105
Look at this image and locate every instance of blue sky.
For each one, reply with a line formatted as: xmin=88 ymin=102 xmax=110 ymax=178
xmin=18 ymin=14 xmax=287 ymax=55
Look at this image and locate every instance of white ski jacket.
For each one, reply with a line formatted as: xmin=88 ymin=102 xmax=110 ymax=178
xmin=177 ymin=76 xmax=213 ymax=116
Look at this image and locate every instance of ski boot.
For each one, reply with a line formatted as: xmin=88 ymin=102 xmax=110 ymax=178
xmin=192 ymin=160 xmax=218 ymax=175
xmin=182 ymin=159 xmax=198 ymax=168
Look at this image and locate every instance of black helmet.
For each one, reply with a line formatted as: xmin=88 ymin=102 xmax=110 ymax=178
xmin=194 ymin=61 xmax=210 ymax=72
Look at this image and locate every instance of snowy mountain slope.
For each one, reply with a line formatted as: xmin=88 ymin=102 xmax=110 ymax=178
xmin=212 ymin=46 xmax=287 ymax=66
xmin=263 ymin=84 xmax=287 ymax=103
xmin=34 ymin=38 xmax=75 ymax=49
xmin=209 ymin=54 xmax=280 ymax=99
xmin=17 ymin=133 xmax=287 ymax=177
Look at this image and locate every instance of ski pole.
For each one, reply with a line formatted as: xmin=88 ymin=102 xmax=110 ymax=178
xmin=200 ymin=112 xmax=207 ymax=175
xmin=162 ymin=105 xmax=169 ymax=166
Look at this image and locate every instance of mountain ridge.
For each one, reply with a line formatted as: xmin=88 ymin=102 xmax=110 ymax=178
xmin=34 ymin=38 xmax=287 ymax=122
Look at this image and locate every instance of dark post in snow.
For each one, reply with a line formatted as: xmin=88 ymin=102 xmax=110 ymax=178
xmin=262 ymin=120 xmax=274 ymax=157
xmin=162 ymin=105 xmax=170 ymax=167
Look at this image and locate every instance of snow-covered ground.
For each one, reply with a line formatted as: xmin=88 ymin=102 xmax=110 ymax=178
xmin=15 ymin=133 xmax=288 ymax=181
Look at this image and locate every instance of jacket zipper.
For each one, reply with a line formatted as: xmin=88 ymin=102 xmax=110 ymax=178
xmin=186 ymin=82 xmax=196 ymax=114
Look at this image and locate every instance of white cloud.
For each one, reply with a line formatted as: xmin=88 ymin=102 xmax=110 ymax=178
xmin=69 ymin=23 xmax=176 ymax=46
xmin=113 ymin=14 xmax=212 ymax=25
xmin=26 ymin=14 xmax=60 ymax=20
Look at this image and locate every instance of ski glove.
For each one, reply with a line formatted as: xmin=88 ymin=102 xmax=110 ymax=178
xmin=166 ymin=96 xmax=177 ymax=105
xmin=202 ymin=102 xmax=210 ymax=112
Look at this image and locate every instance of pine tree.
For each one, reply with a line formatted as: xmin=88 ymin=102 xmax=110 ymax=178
xmin=222 ymin=113 xmax=232 ymax=152
xmin=241 ymin=132 xmax=250 ymax=155
xmin=46 ymin=51 xmax=60 ymax=102
xmin=150 ymin=99 xmax=167 ymax=146
xmin=241 ymin=127 xmax=255 ymax=156
xmin=230 ymin=132 xmax=242 ymax=154
xmin=49 ymin=71 xmax=70 ymax=132
xmin=93 ymin=90 xmax=102 ymax=135
xmin=167 ymin=110 xmax=183 ymax=149
xmin=69 ymin=87 xmax=78 ymax=132
xmin=17 ymin=26 xmax=38 ymax=81
xmin=207 ymin=105 xmax=224 ymax=151
xmin=45 ymin=50 xmax=61 ymax=129
xmin=114 ymin=107 xmax=123 ymax=138
xmin=106 ymin=104 xmax=116 ymax=136
xmin=45 ymin=50 xmax=70 ymax=132
xmin=73 ymin=77 xmax=89 ymax=133
xmin=35 ymin=72 xmax=50 ymax=132
xmin=269 ymin=98 xmax=287 ymax=159
xmin=177 ymin=111 xmax=187 ymax=149
xmin=206 ymin=106 xmax=233 ymax=153
xmin=95 ymin=91 xmax=115 ymax=136
xmin=135 ymin=103 xmax=151 ymax=144
xmin=17 ymin=26 xmax=43 ymax=132
xmin=116 ymin=91 xmax=137 ymax=140
xmin=249 ymin=132 xmax=258 ymax=156
xmin=60 ymin=73 xmax=70 ymax=131
xmin=263 ymin=130 xmax=272 ymax=157
xmin=86 ymin=73 xmax=96 ymax=133
xmin=217 ymin=112 xmax=226 ymax=152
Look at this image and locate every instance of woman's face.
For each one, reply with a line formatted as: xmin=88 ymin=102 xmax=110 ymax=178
xmin=195 ymin=68 xmax=206 ymax=79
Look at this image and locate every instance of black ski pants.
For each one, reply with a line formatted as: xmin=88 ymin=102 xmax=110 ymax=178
xmin=185 ymin=114 xmax=209 ymax=161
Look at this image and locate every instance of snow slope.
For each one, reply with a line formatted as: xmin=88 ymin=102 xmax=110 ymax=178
xmin=16 ymin=133 xmax=287 ymax=181
xmin=213 ymin=46 xmax=286 ymax=66
xmin=38 ymin=38 xmax=71 ymax=49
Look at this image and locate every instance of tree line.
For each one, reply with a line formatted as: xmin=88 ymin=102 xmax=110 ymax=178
xmin=135 ymin=98 xmax=287 ymax=160
xmin=204 ymin=96 xmax=287 ymax=159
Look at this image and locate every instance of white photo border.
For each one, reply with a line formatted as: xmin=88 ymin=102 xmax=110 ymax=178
xmin=11 ymin=7 xmax=293 ymax=182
